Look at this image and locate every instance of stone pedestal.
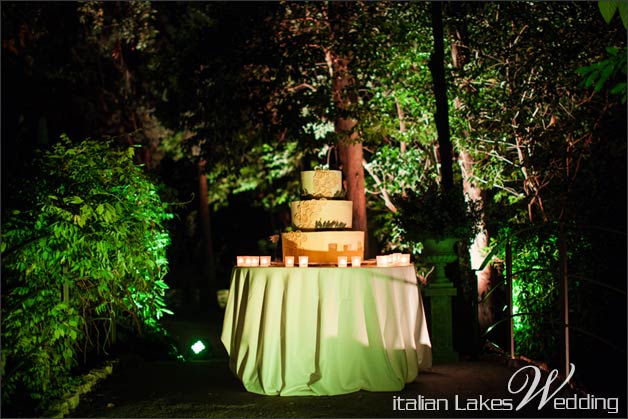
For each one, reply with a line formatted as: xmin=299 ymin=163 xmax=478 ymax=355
xmin=422 ymin=238 xmax=459 ymax=363
xmin=424 ymin=283 xmax=458 ymax=363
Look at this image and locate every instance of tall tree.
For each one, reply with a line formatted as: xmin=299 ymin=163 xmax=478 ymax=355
xmin=428 ymin=1 xmax=454 ymax=191
xmin=326 ymin=2 xmax=368 ymax=247
xmin=445 ymin=1 xmax=496 ymax=331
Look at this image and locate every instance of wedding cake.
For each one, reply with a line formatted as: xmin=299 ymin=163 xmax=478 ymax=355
xmin=282 ymin=169 xmax=365 ymax=264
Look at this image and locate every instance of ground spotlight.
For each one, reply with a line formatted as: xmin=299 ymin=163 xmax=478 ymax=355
xmin=191 ymin=340 xmax=206 ymax=355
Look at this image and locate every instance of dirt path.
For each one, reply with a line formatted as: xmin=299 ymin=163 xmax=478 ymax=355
xmin=67 ymin=316 xmax=624 ymax=418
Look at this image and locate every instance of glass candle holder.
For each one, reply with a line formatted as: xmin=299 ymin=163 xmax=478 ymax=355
xmin=337 ymin=256 xmax=348 ymax=267
xmin=351 ymin=256 xmax=362 ymax=267
xmin=259 ymin=256 xmax=271 ymax=267
xmin=400 ymin=254 xmax=411 ymax=265
xmin=237 ymin=256 xmax=260 ymax=267
xmin=376 ymin=255 xmax=390 ymax=267
xmin=298 ymin=256 xmax=309 ymax=267
xmin=284 ymin=256 xmax=295 ymax=267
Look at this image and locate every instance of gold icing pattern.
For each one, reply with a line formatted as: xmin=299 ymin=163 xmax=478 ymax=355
xmin=283 ymin=231 xmax=306 ymax=246
xmin=292 ymin=200 xmax=322 ymax=228
xmin=310 ymin=170 xmax=340 ymax=197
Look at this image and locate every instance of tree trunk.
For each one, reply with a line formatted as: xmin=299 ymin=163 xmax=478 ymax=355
xmin=429 ymin=1 xmax=454 ymax=191
xmin=338 ymin=139 xmax=368 ymax=234
xmin=459 ymin=151 xmax=494 ymax=330
xmin=326 ymin=47 xmax=369 ymax=256
xmin=198 ymin=161 xmax=217 ymax=308
xmin=448 ymin=2 xmax=496 ymax=332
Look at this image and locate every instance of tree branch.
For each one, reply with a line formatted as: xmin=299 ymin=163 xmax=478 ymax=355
xmin=288 ymin=83 xmax=317 ymax=93
xmin=362 ymin=159 xmax=397 ymax=213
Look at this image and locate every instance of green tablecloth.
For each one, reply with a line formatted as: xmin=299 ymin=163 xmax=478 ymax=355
xmin=221 ymin=265 xmax=432 ymax=396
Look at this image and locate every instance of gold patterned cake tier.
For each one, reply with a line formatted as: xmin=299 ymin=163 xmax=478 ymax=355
xmin=301 ymin=170 xmax=342 ymax=198
xmin=281 ymin=231 xmax=365 ymax=264
xmin=290 ymin=199 xmax=353 ymax=230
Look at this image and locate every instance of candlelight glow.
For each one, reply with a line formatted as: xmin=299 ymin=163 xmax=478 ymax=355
xmin=299 ymin=256 xmax=309 ymax=267
xmin=337 ymin=256 xmax=348 ymax=267
xmin=376 ymin=253 xmax=411 ymax=267
xmin=376 ymin=255 xmax=390 ymax=267
xmin=260 ymin=256 xmax=271 ymax=266
xmin=237 ymin=256 xmax=260 ymax=267
xmin=284 ymin=256 xmax=295 ymax=267
xmin=351 ymin=256 xmax=362 ymax=267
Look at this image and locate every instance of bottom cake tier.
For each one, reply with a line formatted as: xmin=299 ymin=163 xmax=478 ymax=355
xmin=281 ymin=231 xmax=365 ymax=264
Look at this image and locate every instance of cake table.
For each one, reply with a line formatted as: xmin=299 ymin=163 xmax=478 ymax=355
xmin=220 ymin=264 xmax=433 ymax=396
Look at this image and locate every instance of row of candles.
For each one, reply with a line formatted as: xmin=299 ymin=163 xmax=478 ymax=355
xmin=236 ymin=253 xmax=411 ymax=268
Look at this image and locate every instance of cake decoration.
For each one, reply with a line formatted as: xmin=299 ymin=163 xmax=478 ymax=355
xmin=301 ymin=170 xmax=343 ymax=198
xmin=282 ymin=169 xmax=365 ymax=264
xmin=290 ymin=199 xmax=352 ymax=230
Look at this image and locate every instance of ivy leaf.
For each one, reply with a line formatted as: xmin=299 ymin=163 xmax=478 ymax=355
xmin=64 ymin=196 xmax=83 ymax=205
xmin=599 ymin=0 xmax=618 ymax=24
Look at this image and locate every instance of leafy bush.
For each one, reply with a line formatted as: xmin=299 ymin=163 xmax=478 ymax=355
xmin=1 ymin=135 xmax=173 ymax=414
xmin=497 ymin=227 xmax=562 ymax=364
xmin=393 ymin=184 xmax=482 ymax=243
xmin=489 ymin=224 xmax=608 ymax=367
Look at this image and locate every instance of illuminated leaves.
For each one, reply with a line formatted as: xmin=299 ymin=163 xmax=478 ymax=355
xmin=1 ymin=135 xmax=173 ymax=412
xmin=598 ymin=0 xmax=628 ymax=28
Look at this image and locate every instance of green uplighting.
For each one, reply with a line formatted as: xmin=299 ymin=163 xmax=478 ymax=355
xmin=191 ymin=340 xmax=206 ymax=354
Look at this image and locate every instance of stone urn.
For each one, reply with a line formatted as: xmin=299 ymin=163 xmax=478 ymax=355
xmin=421 ymin=237 xmax=460 ymax=363
xmin=421 ymin=237 xmax=459 ymax=285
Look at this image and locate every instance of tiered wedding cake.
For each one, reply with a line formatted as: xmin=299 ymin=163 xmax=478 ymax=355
xmin=282 ymin=169 xmax=365 ymax=264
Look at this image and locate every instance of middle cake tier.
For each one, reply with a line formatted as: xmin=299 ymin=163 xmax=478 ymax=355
xmin=290 ymin=199 xmax=353 ymax=230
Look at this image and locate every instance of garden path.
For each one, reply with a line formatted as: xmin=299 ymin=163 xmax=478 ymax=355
xmin=67 ymin=309 xmax=622 ymax=418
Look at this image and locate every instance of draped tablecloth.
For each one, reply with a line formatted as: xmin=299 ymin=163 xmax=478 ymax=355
xmin=220 ymin=265 xmax=432 ymax=396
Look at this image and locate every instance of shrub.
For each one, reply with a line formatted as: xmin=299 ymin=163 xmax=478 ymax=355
xmin=1 ymin=135 xmax=173 ymax=414
xmin=393 ymin=183 xmax=482 ymax=244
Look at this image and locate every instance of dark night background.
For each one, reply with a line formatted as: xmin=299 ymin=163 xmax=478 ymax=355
xmin=1 ymin=1 xmax=626 ymax=417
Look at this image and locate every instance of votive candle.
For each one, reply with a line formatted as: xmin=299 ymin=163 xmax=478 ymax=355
xmin=298 ymin=256 xmax=309 ymax=267
xmin=337 ymin=256 xmax=348 ymax=267
xmin=260 ymin=256 xmax=271 ymax=267
xmin=284 ymin=256 xmax=295 ymax=267
xmin=237 ymin=256 xmax=259 ymax=267
xmin=400 ymin=254 xmax=411 ymax=265
xmin=376 ymin=255 xmax=389 ymax=267
xmin=351 ymin=256 xmax=362 ymax=267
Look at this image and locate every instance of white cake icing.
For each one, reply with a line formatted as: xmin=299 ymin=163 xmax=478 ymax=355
xmin=290 ymin=200 xmax=353 ymax=230
xmin=301 ymin=170 xmax=343 ymax=198
xmin=282 ymin=231 xmax=364 ymax=264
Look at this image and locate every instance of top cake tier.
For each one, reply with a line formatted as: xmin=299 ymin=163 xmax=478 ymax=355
xmin=301 ymin=170 xmax=343 ymax=199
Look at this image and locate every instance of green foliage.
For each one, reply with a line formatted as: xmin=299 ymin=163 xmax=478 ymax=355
xmin=485 ymin=222 xmax=625 ymax=370
xmin=203 ymin=140 xmax=303 ymax=212
xmin=576 ymin=46 xmax=627 ymax=104
xmin=1 ymin=135 xmax=173 ymax=413
xmin=448 ymin=1 xmax=626 ymax=225
xmin=495 ymin=227 xmax=562 ymax=362
xmin=393 ymin=184 xmax=482 ymax=243
xmin=302 ymin=189 xmax=346 ymax=200
xmin=598 ymin=0 xmax=628 ymax=29
xmin=78 ymin=1 xmax=158 ymax=53
xmin=314 ymin=220 xmax=347 ymax=230
xmin=366 ymin=145 xmax=434 ymax=197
